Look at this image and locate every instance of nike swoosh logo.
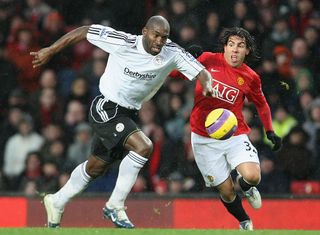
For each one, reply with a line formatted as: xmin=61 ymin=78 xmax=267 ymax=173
xmin=210 ymin=69 xmax=220 ymax=72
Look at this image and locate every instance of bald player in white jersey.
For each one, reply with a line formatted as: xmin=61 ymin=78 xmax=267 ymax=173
xmin=31 ymin=15 xmax=214 ymax=229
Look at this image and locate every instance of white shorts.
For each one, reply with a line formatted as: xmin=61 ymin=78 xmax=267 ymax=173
xmin=191 ymin=132 xmax=259 ymax=187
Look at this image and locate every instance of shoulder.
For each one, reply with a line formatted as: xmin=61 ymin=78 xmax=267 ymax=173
xmin=164 ymin=40 xmax=186 ymax=53
xmin=243 ymin=63 xmax=260 ymax=80
xmin=88 ymin=24 xmax=137 ymax=46
xmin=197 ymin=52 xmax=222 ymax=65
xmin=198 ymin=52 xmax=219 ymax=60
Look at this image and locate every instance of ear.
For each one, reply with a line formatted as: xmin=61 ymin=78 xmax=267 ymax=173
xmin=246 ymin=48 xmax=249 ymax=55
xmin=142 ymin=27 xmax=147 ymax=36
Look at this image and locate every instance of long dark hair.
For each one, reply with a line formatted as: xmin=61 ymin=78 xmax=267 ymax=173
xmin=217 ymin=27 xmax=260 ymax=64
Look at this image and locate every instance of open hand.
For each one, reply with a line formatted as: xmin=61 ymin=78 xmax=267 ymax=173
xmin=30 ymin=47 xmax=53 ymax=68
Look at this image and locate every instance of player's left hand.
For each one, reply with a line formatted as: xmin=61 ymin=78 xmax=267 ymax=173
xmin=266 ymin=131 xmax=282 ymax=151
xmin=187 ymin=45 xmax=203 ymax=58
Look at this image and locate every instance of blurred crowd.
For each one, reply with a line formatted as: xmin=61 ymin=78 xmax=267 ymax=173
xmin=1 ymin=0 xmax=320 ymax=197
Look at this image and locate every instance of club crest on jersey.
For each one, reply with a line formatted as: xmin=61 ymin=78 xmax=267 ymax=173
xmin=212 ymin=79 xmax=240 ymax=104
xmin=206 ymin=175 xmax=215 ymax=183
xmin=237 ymin=76 xmax=245 ymax=86
xmin=154 ymin=55 xmax=164 ymax=65
xmin=116 ymin=123 xmax=124 ymax=132
xmin=99 ymin=28 xmax=109 ymax=39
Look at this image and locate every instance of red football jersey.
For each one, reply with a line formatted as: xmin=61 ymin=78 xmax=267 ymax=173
xmin=183 ymin=52 xmax=273 ymax=137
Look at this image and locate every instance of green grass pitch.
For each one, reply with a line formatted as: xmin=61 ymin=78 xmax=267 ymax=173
xmin=0 ymin=228 xmax=319 ymax=235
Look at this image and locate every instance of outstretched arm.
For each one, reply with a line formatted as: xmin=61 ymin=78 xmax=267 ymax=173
xmin=196 ymin=69 xmax=214 ymax=97
xmin=30 ymin=26 xmax=89 ymax=68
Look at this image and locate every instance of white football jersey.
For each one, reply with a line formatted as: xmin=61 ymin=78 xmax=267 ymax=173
xmin=86 ymin=24 xmax=204 ymax=110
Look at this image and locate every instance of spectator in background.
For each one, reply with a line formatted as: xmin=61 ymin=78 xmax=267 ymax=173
xmin=277 ymin=126 xmax=314 ymax=181
xmin=23 ymin=0 xmax=51 ymax=27
xmin=241 ymin=15 xmax=262 ymax=52
xmin=30 ymin=68 xmax=58 ymax=104
xmin=80 ymin=48 xmax=108 ymax=97
xmin=257 ymin=5 xmax=274 ymax=33
xmin=32 ymin=88 xmax=64 ymax=130
xmin=164 ymin=94 xmax=188 ymax=141
xmin=41 ymin=123 xmax=64 ymax=146
xmin=288 ymin=0 xmax=314 ymax=36
xmin=0 ymin=48 xmax=17 ymax=114
xmin=303 ymin=97 xmax=320 ymax=178
xmin=303 ymin=26 xmax=320 ymax=74
xmin=42 ymin=139 xmax=67 ymax=171
xmin=272 ymin=45 xmax=292 ymax=80
xmin=66 ymin=122 xmax=92 ymax=169
xmin=179 ymin=122 xmax=204 ymax=192
xmin=38 ymin=160 xmax=59 ymax=193
xmin=241 ymin=104 xmax=255 ymax=126
xmin=41 ymin=11 xmax=73 ymax=70
xmin=84 ymin=0 xmax=113 ymax=26
xmin=23 ymin=180 xmax=38 ymax=196
xmin=169 ymin=0 xmax=198 ymax=42
xmin=6 ymin=88 xmax=30 ymax=113
xmin=309 ymin=10 xmax=320 ymax=30
xmin=290 ymin=37 xmax=311 ymax=68
xmin=0 ymin=107 xmax=24 ymax=169
xmin=41 ymin=11 xmax=66 ymax=44
xmin=0 ymin=1 xmax=14 ymax=47
xmin=293 ymin=68 xmax=314 ymax=95
xmin=19 ymin=151 xmax=43 ymax=196
xmin=138 ymin=101 xmax=165 ymax=191
xmin=167 ymin=171 xmax=184 ymax=194
xmin=260 ymin=58 xmax=281 ymax=102
xmin=227 ymin=0 xmax=249 ymax=28
xmin=262 ymin=16 xmax=295 ymax=59
xmin=294 ymin=90 xmax=315 ymax=122
xmin=177 ymin=21 xmax=200 ymax=48
xmin=2 ymin=114 xmax=44 ymax=190
xmin=155 ymin=78 xmax=190 ymax=124
xmin=63 ymin=100 xmax=87 ymax=143
xmin=65 ymin=76 xmax=91 ymax=107
xmin=200 ymin=11 xmax=221 ymax=52
xmin=266 ymin=105 xmax=297 ymax=145
xmin=5 ymin=24 xmax=41 ymax=93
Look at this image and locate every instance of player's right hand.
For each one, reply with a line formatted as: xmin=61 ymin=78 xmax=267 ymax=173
xmin=30 ymin=47 xmax=53 ymax=68
xmin=202 ymin=84 xmax=216 ymax=97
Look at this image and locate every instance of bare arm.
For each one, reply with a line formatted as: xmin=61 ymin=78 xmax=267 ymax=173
xmin=196 ymin=69 xmax=214 ymax=97
xmin=30 ymin=26 xmax=89 ymax=68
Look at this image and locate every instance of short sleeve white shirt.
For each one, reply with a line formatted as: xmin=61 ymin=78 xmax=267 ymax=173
xmin=86 ymin=24 xmax=204 ymax=110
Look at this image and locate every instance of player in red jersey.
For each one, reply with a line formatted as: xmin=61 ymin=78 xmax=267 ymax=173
xmin=171 ymin=27 xmax=281 ymax=230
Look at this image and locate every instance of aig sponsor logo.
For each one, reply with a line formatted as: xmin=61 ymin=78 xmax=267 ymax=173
xmin=212 ymin=79 xmax=239 ymax=104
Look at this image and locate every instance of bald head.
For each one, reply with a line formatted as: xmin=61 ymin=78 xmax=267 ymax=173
xmin=142 ymin=15 xmax=170 ymax=55
xmin=145 ymin=15 xmax=170 ymax=32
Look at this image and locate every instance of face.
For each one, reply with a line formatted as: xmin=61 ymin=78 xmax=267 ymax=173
xmin=224 ymin=35 xmax=249 ymax=67
xmin=142 ymin=25 xmax=169 ymax=55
